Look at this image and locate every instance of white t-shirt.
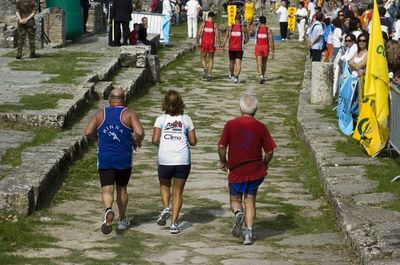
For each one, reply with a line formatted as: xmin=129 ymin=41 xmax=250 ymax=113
xmin=307 ymin=2 xmax=316 ymax=21
xmin=332 ymin=27 xmax=342 ymax=48
xmin=341 ymin=43 xmax=357 ymax=61
xmin=276 ymin=6 xmax=288 ymax=22
xmin=393 ymin=20 xmax=400 ymax=41
xmin=154 ymin=114 xmax=195 ymax=165
xmin=309 ymin=21 xmax=324 ymax=49
xmin=185 ymin=0 xmax=201 ymax=18
xmin=163 ymin=0 xmax=173 ymax=16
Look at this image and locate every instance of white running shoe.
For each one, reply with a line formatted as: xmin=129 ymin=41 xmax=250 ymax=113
xmin=101 ymin=209 xmax=115 ymax=234
xmin=233 ymin=76 xmax=239 ymax=83
xmin=170 ymin=223 xmax=180 ymax=234
xmin=156 ymin=207 xmax=171 ymax=226
xmin=117 ymin=216 xmax=130 ymax=230
xmin=232 ymin=211 xmax=245 ymax=237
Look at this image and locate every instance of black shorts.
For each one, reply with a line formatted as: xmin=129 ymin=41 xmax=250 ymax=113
xmin=99 ymin=168 xmax=132 ymax=187
xmin=158 ymin=164 xmax=191 ymax=180
xmin=229 ymin=50 xmax=244 ymax=61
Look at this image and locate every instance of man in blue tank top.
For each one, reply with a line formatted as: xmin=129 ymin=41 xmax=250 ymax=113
xmin=85 ymin=88 xmax=144 ymax=234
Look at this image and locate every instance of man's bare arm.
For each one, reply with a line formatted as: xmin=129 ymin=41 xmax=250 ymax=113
xmin=84 ymin=110 xmax=101 ymax=140
xmin=263 ymin=151 xmax=274 ymax=168
xmin=218 ymin=144 xmax=228 ymax=171
xmin=130 ymin=110 xmax=145 ymax=149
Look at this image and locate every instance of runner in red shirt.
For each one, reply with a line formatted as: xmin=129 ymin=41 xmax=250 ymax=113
xmin=197 ymin=12 xmax=221 ymax=81
xmin=222 ymin=14 xmax=249 ymax=83
xmin=218 ymin=95 xmax=276 ymax=245
xmin=254 ymin=16 xmax=275 ymax=84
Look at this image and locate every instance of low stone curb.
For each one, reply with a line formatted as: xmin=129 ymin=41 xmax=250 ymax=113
xmin=298 ymin=60 xmax=400 ymax=264
xmin=0 ymin=39 xmax=197 ymax=218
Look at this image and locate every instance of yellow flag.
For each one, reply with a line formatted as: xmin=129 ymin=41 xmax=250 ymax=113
xmin=244 ymin=2 xmax=254 ymax=22
xmin=364 ymin=0 xmax=389 ymax=124
xmin=353 ymin=98 xmax=388 ymax=156
xmin=227 ymin=5 xmax=237 ymax=26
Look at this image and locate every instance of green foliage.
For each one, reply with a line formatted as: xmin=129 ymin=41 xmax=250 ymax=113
xmin=7 ymin=51 xmax=100 ymax=84
xmin=0 ymin=93 xmax=74 ymax=112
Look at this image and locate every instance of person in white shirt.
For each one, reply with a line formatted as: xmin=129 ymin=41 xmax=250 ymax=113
xmin=308 ymin=12 xmax=325 ymax=61
xmin=275 ymin=0 xmax=288 ymax=41
xmin=295 ymin=1 xmax=308 ymax=42
xmin=185 ymin=0 xmax=201 ymax=38
xmin=307 ymin=0 xmax=316 ymax=23
xmin=332 ymin=17 xmax=343 ymax=60
xmin=152 ymin=90 xmax=197 ymax=234
xmin=162 ymin=0 xmax=173 ymax=45
xmin=394 ymin=13 xmax=400 ymax=41
xmin=340 ymin=33 xmax=357 ymax=62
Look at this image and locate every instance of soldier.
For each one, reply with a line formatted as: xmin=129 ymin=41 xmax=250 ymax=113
xmin=16 ymin=0 xmax=37 ymax=59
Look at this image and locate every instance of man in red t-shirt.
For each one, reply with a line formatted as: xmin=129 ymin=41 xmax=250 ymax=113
xmin=218 ymin=95 xmax=276 ymax=245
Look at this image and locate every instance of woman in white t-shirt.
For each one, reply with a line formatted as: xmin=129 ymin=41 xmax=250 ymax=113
xmin=332 ymin=17 xmax=343 ymax=60
xmin=152 ymin=89 xmax=197 ymax=234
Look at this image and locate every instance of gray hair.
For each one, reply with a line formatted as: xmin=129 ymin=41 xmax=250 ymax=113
xmin=239 ymin=95 xmax=258 ymax=115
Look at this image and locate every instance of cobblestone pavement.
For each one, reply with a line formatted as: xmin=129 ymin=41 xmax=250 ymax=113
xmin=7 ymin=34 xmax=358 ymax=264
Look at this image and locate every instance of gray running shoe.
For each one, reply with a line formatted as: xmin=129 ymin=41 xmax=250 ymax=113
xmin=206 ymin=75 xmax=212 ymax=81
xmin=259 ymin=75 xmax=265 ymax=84
xmin=232 ymin=211 xmax=245 ymax=237
xmin=156 ymin=207 xmax=171 ymax=226
xmin=101 ymin=209 xmax=115 ymax=234
xmin=170 ymin=223 xmax=180 ymax=234
xmin=202 ymin=68 xmax=208 ymax=79
xmin=117 ymin=216 xmax=130 ymax=230
xmin=243 ymin=234 xmax=254 ymax=245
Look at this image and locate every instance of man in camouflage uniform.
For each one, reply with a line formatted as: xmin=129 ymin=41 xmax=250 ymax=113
xmin=16 ymin=0 xmax=37 ymax=59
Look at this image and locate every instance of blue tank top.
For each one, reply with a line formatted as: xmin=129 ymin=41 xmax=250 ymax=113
xmin=97 ymin=106 xmax=134 ymax=169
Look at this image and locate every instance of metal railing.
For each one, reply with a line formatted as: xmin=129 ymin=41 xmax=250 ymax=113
xmin=389 ymin=83 xmax=400 ymax=155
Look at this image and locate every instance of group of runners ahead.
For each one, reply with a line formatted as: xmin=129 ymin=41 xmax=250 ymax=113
xmin=197 ymin=12 xmax=275 ymax=84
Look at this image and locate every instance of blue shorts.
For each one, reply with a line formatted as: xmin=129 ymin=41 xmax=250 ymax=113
xmin=158 ymin=164 xmax=191 ymax=180
xmin=229 ymin=177 xmax=265 ymax=196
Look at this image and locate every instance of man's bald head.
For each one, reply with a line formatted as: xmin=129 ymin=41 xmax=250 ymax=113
xmin=109 ymin=88 xmax=125 ymax=104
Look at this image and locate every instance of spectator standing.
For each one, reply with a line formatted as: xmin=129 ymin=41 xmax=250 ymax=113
xmin=84 ymin=88 xmax=145 ymax=234
xmin=295 ymin=1 xmax=308 ymax=42
xmin=275 ymin=0 xmax=288 ymax=41
xmin=16 ymin=0 xmax=37 ymax=59
xmin=218 ymin=95 xmax=276 ymax=245
xmin=185 ymin=0 xmax=201 ymax=38
xmin=340 ymin=33 xmax=357 ymax=63
xmin=111 ymin=0 xmax=133 ymax=46
xmin=197 ymin=11 xmax=221 ymax=81
xmin=138 ymin=17 xmax=157 ymax=54
xmin=81 ymin=0 xmax=90 ymax=32
xmin=254 ymin=15 xmax=275 ymax=84
xmin=322 ymin=18 xmax=335 ymax=62
xmin=308 ymin=12 xmax=325 ymax=61
xmin=332 ymin=17 xmax=343 ymax=60
xmin=152 ymin=90 xmax=197 ymax=234
xmin=201 ymin=0 xmax=215 ymax=21
xmin=307 ymin=0 xmax=317 ymax=24
xmin=162 ymin=0 xmax=174 ymax=45
xmin=394 ymin=13 xmax=400 ymax=41
xmin=348 ymin=33 xmax=368 ymax=77
xmin=222 ymin=14 xmax=249 ymax=83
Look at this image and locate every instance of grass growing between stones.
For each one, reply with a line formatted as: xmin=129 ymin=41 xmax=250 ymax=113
xmin=366 ymin=156 xmax=400 ymax=211
xmin=6 ymin=51 xmax=101 ymax=84
xmin=0 ymin=93 xmax=74 ymax=112
xmin=0 ymin=216 xmax=58 ymax=264
xmin=0 ymin=127 xmax=59 ymax=168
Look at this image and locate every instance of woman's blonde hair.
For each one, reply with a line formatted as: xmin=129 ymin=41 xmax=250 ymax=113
xmin=162 ymin=90 xmax=185 ymax=116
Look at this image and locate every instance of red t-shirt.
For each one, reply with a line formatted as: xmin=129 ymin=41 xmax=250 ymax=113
xmin=129 ymin=31 xmax=138 ymax=45
xmin=218 ymin=116 xmax=277 ymax=183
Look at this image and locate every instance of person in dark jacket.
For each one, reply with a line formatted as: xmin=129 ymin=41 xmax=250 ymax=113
xmin=81 ymin=0 xmax=90 ymax=32
xmin=110 ymin=0 xmax=133 ymax=46
xmin=138 ymin=17 xmax=157 ymax=54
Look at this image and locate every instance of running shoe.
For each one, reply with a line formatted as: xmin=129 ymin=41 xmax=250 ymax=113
xmin=259 ymin=75 xmax=265 ymax=84
xmin=170 ymin=223 xmax=180 ymax=234
xmin=206 ymin=75 xmax=212 ymax=81
xmin=233 ymin=76 xmax=239 ymax=83
xmin=101 ymin=209 xmax=115 ymax=234
xmin=243 ymin=234 xmax=254 ymax=245
xmin=156 ymin=207 xmax=171 ymax=226
xmin=202 ymin=68 xmax=208 ymax=79
xmin=117 ymin=216 xmax=130 ymax=230
xmin=232 ymin=211 xmax=245 ymax=237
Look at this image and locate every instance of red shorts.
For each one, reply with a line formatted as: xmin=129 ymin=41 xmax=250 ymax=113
xmin=255 ymin=45 xmax=269 ymax=57
xmin=201 ymin=42 xmax=216 ymax=53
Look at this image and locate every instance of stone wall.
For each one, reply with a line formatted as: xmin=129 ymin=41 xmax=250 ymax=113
xmin=42 ymin=7 xmax=65 ymax=46
xmin=0 ymin=0 xmax=16 ymax=25
xmin=86 ymin=2 xmax=106 ymax=34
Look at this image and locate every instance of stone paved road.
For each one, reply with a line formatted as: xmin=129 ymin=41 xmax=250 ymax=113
xmin=10 ymin=35 xmax=358 ymax=264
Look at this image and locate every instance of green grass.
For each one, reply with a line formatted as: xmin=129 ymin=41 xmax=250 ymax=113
xmin=366 ymin=156 xmax=400 ymax=210
xmin=0 ymin=128 xmax=59 ymax=169
xmin=0 ymin=93 xmax=73 ymax=112
xmin=6 ymin=51 xmax=101 ymax=84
